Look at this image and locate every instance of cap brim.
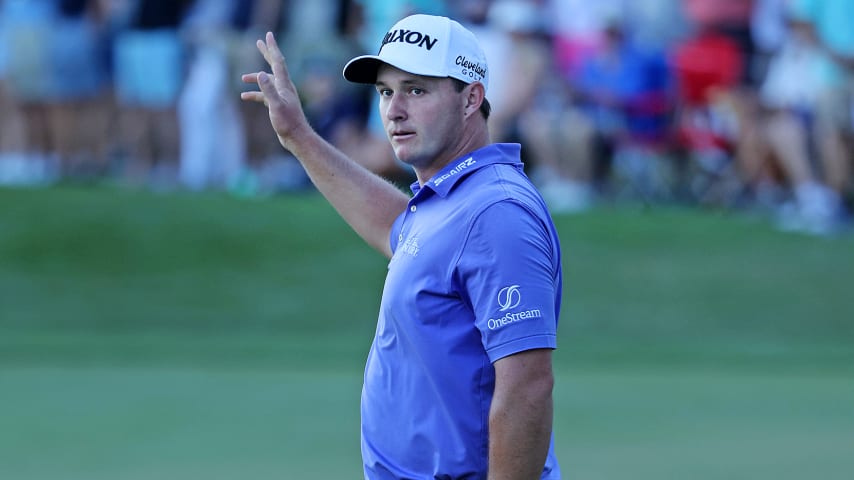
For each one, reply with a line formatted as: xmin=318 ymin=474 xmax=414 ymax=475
xmin=342 ymin=55 xmax=386 ymax=84
xmin=343 ymin=54 xmax=449 ymax=85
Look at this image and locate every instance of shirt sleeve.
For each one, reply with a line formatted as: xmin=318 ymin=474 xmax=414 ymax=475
xmin=453 ymin=200 xmax=560 ymax=363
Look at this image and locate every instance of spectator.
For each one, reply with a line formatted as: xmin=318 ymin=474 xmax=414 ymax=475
xmin=788 ymin=0 xmax=854 ymax=206
xmin=177 ymin=0 xmax=248 ymax=191
xmin=625 ymin=0 xmax=690 ymax=51
xmin=548 ymin=0 xmax=627 ymax=79
xmin=674 ymin=0 xmax=787 ymax=207
xmin=228 ymin=0 xmax=291 ymax=193
xmin=670 ymin=18 xmax=747 ymax=205
xmin=751 ymin=0 xmax=791 ymax=81
xmin=508 ymin=0 xmax=614 ymax=212
xmin=0 ymin=0 xmax=29 ymax=184
xmin=0 ymin=0 xmax=59 ymax=185
xmin=724 ymin=0 xmax=793 ymax=209
xmin=759 ymin=12 xmax=850 ymax=234
xmin=573 ymin=17 xmax=672 ymax=199
xmin=48 ymin=0 xmax=113 ymax=179
xmin=682 ymin=0 xmax=757 ymax=85
xmin=112 ymin=0 xmax=195 ymax=188
xmin=478 ymin=0 xmax=553 ymax=146
xmin=519 ymin=11 xmax=672 ymax=210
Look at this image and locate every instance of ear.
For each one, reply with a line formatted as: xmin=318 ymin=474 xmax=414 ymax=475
xmin=463 ymin=82 xmax=486 ymax=118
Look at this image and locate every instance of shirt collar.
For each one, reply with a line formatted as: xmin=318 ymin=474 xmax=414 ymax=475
xmin=410 ymin=143 xmax=522 ymax=198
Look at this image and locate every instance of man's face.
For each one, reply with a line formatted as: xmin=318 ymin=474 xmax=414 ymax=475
xmin=375 ymin=65 xmax=467 ymax=172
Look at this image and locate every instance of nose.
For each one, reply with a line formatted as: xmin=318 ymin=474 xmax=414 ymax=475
xmin=384 ymin=93 xmax=407 ymax=122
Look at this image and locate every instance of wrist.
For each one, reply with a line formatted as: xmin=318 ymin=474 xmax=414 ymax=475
xmin=278 ymin=120 xmax=318 ymax=155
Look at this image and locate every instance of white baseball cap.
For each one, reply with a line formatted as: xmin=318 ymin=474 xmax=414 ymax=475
xmin=343 ymin=14 xmax=489 ymax=92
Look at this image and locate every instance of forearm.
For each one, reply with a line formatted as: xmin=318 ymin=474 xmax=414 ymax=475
xmin=281 ymin=123 xmax=409 ymax=257
xmin=241 ymin=33 xmax=410 ymax=258
xmin=487 ymin=372 xmax=553 ymax=479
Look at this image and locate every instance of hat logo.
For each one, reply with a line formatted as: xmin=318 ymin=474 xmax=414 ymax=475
xmin=455 ymin=56 xmax=486 ymax=80
xmin=381 ymin=29 xmax=439 ymax=52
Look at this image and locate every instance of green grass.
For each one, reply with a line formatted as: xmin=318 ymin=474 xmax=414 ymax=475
xmin=1 ymin=185 xmax=853 ymax=479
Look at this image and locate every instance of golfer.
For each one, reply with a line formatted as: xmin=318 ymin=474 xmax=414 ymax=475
xmin=242 ymin=14 xmax=562 ymax=479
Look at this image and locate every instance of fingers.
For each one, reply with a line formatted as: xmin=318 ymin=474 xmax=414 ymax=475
xmin=254 ymin=33 xmax=282 ymax=71
xmin=240 ymin=72 xmax=264 ymax=104
xmin=241 ymin=72 xmax=259 ymax=84
xmin=242 ymin=32 xmax=289 ymax=106
xmin=255 ymin=71 xmax=279 ymax=101
xmin=240 ymin=71 xmax=277 ymax=107
xmin=240 ymin=91 xmax=266 ymax=104
xmin=265 ymin=32 xmax=284 ymax=65
xmin=262 ymin=32 xmax=291 ymax=92
xmin=256 ymin=38 xmax=270 ymax=64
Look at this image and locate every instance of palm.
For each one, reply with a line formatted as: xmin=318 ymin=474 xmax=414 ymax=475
xmin=266 ymin=79 xmax=301 ymax=139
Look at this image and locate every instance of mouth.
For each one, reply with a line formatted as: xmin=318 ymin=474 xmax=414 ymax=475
xmin=390 ymin=130 xmax=416 ymax=141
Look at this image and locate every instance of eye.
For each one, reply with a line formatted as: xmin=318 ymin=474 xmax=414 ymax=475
xmin=377 ymin=88 xmax=392 ymax=97
xmin=409 ymin=87 xmax=424 ymax=95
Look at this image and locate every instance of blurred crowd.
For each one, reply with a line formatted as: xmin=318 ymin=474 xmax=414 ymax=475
xmin=0 ymin=0 xmax=852 ymax=234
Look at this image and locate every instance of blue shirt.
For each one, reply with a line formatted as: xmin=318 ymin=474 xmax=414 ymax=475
xmin=361 ymin=144 xmax=562 ymax=479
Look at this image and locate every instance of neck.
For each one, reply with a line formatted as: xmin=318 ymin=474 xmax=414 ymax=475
xmin=414 ymin=121 xmax=491 ymax=185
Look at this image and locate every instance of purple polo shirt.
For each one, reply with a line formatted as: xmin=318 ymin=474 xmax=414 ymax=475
xmin=361 ymin=143 xmax=562 ymax=479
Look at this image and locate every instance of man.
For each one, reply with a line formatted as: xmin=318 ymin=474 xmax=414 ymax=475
xmin=241 ymin=14 xmax=562 ymax=479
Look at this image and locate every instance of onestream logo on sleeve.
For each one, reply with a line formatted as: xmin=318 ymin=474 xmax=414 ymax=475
xmin=498 ymin=285 xmax=521 ymax=311
xmin=487 ymin=285 xmax=542 ymax=330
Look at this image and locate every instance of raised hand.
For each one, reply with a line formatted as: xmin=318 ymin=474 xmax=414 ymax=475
xmin=239 ymin=31 xmax=408 ymax=258
xmin=240 ymin=32 xmax=310 ymax=148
